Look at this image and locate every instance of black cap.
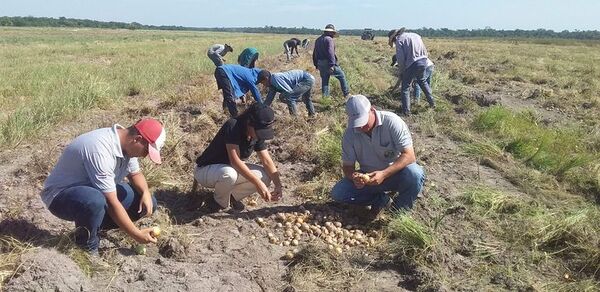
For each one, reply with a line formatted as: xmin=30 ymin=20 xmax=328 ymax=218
xmin=256 ymin=70 xmax=271 ymax=85
xmin=249 ymin=104 xmax=275 ymax=140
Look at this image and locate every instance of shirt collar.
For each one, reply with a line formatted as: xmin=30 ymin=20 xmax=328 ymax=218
xmin=111 ymin=124 xmax=126 ymax=158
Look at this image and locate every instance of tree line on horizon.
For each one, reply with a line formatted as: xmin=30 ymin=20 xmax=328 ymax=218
xmin=2 ymin=16 xmax=599 ymax=40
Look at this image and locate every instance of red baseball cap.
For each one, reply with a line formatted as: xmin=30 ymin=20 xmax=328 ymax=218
xmin=134 ymin=118 xmax=166 ymax=164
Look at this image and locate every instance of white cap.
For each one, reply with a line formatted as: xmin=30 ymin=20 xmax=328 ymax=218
xmin=345 ymin=95 xmax=371 ymax=128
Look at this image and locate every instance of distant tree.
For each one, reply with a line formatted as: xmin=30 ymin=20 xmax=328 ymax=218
xmin=0 ymin=16 xmax=599 ymax=40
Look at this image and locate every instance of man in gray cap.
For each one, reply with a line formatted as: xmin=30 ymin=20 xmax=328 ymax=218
xmin=388 ymin=28 xmax=435 ymax=115
xmin=312 ymin=24 xmax=350 ymax=98
xmin=331 ymin=95 xmax=425 ymax=219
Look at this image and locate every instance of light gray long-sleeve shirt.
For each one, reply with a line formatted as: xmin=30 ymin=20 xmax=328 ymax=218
xmin=394 ymin=32 xmax=428 ymax=73
xmin=208 ymin=44 xmax=227 ymax=56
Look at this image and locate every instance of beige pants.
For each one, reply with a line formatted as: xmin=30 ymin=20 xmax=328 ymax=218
xmin=194 ymin=163 xmax=271 ymax=208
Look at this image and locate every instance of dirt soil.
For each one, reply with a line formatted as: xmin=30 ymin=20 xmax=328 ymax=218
xmin=0 ymin=46 xmax=572 ymax=291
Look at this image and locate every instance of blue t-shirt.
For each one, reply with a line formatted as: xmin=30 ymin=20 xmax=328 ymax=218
xmin=219 ymin=64 xmax=263 ymax=103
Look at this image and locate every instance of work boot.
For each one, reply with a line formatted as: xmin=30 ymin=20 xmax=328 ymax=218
xmin=229 ymin=195 xmax=245 ymax=212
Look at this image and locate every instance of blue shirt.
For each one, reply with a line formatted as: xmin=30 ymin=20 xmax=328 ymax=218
xmin=265 ymin=70 xmax=314 ymax=103
xmin=219 ymin=64 xmax=263 ymax=103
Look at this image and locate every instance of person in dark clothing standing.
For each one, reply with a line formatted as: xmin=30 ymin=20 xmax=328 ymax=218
xmin=312 ymin=24 xmax=350 ymax=98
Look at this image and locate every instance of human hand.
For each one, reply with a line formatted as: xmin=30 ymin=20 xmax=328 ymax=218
xmin=257 ymin=181 xmax=272 ymax=202
xmin=136 ymin=228 xmax=158 ymax=244
xmin=138 ymin=192 xmax=153 ymax=217
xmin=329 ymin=66 xmax=335 ymax=74
xmin=366 ymin=171 xmax=386 ymax=186
xmin=351 ymin=172 xmax=369 ymax=189
xmin=271 ymin=185 xmax=283 ymax=201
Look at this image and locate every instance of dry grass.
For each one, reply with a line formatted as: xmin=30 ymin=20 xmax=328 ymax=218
xmin=285 ymin=244 xmax=368 ymax=291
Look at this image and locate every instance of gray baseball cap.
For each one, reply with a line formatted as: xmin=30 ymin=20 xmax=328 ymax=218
xmin=345 ymin=95 xmax=371 ymax=128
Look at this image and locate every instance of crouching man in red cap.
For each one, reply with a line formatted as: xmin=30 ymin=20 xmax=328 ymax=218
xmin=40 ymin=119 xmax=166 ymax=254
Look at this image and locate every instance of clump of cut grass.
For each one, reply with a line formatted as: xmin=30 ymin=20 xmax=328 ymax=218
xmin=531 ymin=206 xmax=600 ymax=277
xmin=293 ymin=173 xmax=335 ymax=202
xmin=462 ymin=137 xmax=505 ymax=160
xmin=387 ymin=213 xmax=433 ymax=253
xmin=461 ymin=186 xmax=521 ymax=215
xmin=285 ymin=244 xmax=364 ymax=291
xmin=0 ymin=236 xmax=34 ymax=287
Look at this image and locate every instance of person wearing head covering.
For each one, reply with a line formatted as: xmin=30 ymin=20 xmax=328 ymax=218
xmin=331 ymin=95 xmax=425 ymax=220
xmin=312 ymin=24 xmax=350 ymax=98
xmin=258 ymin=69 xmax=316 ymax=117
xmin=238 ymin=47 xmax=260 ymax=68
xmin=388 ymin=28 xmax=435 ymax=115
xmin=214 ymin=64 xmax=266 ymax=117
xmin=207 ymin=43 xmax=233 ymax=67
xmin=194 ymin=103 xmax=283 ymax=212
xmin=40 ymin=118 xmax=167 ymax=254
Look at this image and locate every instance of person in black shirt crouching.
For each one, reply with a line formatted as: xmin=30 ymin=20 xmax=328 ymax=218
xmin=194 ymin=103 xmax=282 ymax=211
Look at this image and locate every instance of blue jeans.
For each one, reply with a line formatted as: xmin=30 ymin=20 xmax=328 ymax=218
xmin=413 ymin=65 xmax=434 ymax=105
xmin=48 ymin=183 xmax=157 ymax=252
xmin=400 ymin=59 xmax=434 ymax=115
xmin=331 ymin=163 xmax=425 ymax=210
xmin=281 ymin=79 xmax=316 ymax=116
xmin=317 ymin=60 xmax=350 ymax=97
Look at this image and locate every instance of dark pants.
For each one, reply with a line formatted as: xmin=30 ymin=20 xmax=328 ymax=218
xmin=215 ymin=67 xmax=239 ymax=117
xmin=48 ymin=183 xmax=157 ymax=252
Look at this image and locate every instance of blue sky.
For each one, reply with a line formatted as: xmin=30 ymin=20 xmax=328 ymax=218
xmin=3 ymin=0 xmax=599 ymax=31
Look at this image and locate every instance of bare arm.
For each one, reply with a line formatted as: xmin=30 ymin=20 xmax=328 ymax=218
xmin=226 ymin=144 xmax=271 ymax=201
xmin=257 ymin=149 xmax=282 ymax=199
xmin=104 ymin=191 xmax=156 ymax=244
xmin=127 ymin=172 xmax=153 ymax=216
xmin=367 ymin=146 xmax=416 ymax=185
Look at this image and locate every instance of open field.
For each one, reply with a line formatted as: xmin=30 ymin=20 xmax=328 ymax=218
xmin=1 ymin=27 xmax=599 ymax=291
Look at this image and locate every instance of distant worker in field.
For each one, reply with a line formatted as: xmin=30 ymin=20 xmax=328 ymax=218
xmin=301 ymin=38 xmax=310 ymax=48
xmin=194 ymin=103 xmax=283 ymax=212
xmin=388 ymin=28 xmax=435 ymax=115
xmin=313 ymin=24 xmax=350 ymax=98
xmin=283 ymin=38 xmax=301 ymax=61
xmin=258 ymin=69 xmax=316 ymax=117
xmin=207 ymin=43 xmax=233 ymax=67
xmin=214 ymin=64 xmax=266 ymax=117
xmin=331 ymin=95 xmax=425 ymax=220
xmin=40 ymin=118 xmax=166 ymax=254
xmin=390 ymin=54 xmax=435 ymax=105
xmin=238 ymin=47 xmax=260 ymax=68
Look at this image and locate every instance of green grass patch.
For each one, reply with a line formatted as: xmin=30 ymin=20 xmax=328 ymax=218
xmin=473 ymin=106 xmax=598 ymax=195
xmin=387 ymin=212 xmax=434 ymax=252
xmin=314 ymin=121 xmax=344 ymax=172
xmin=461 ymin=186 xmax=521 ymax=215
